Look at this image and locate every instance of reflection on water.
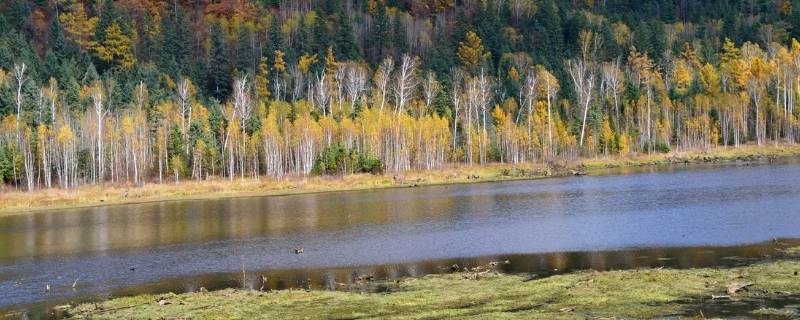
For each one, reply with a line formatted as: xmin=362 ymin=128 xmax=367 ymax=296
xmin=2 ymin=159 xmax=800 ymax=317
xmin=7 ymin=240 xmax=799 ymax=319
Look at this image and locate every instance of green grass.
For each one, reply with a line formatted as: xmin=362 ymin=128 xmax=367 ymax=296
xmin=65 ymin=259 xmax=800 ymax=319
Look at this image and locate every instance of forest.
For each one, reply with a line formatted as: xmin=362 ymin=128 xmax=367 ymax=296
xmin=1 ymin=0 xmax=799 ymax=190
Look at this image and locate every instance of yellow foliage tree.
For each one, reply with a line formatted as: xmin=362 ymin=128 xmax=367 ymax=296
xmin=618 ymin=134 xmax=630 ymax=155
xmin=94 ymin=21 xmax=136 ymax=69
xmin=273 ymin=50 xmax=286 ymax=73
xmin=673 ymin=59 xmax=693 ymax=96
xmin=256 ymin=56 xmax=270 ymax=101
xmin=457 ymin=31 xmax=489 ymax=72
xmin=298 ymin=53 xmax=318 ymax=74
xmin=59 ymin=3 xmax=98 ymax=50
xmin=600 ymin=116 xmax=614 ymax=155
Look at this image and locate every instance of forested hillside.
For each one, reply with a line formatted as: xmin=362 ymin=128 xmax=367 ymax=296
xmin=0 ymin=0 xmax=799 ymax=190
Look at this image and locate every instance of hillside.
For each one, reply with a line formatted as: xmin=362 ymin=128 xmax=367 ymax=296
xmin=0 ymin=0 xmax=799 ymax=190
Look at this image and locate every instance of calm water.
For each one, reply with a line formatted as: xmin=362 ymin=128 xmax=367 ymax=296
xmin=2 ymin=160 xmax=800 ymax=317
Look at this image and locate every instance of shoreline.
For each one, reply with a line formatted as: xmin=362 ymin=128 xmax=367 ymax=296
xmin=2 ymin=144 xmax=800 ymax=216
xmin=58 ymin=248 xmax=800 ymax=319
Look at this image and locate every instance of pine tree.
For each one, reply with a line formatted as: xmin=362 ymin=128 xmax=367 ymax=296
xmin=311 ymin=12 xmax=329 ymax=56
xmin=333 ymin=12 xmax=360 ymax=61
xmin=49 ymin=18 xmax=70 ymax=61
xmin=267 ymin=17 xmax=283 ymax=57
xmin=531 ymin=0 xmax=564 ymax=70
xmin=233 ymin=23 xmax=256 ymax=73
xmin=206 ymin=21 xmax=230 ymax=101
xmin=159 ymin=5 xmax=193 ymax=77
xmin=373 ymin=2 xmax=390 ymax=60
xmin=393 ymin=13 xmax=408 ymax=55
xmin=426 ymin=26 xmax=454 ymax=74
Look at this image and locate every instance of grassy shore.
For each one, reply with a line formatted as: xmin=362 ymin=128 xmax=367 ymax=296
xmin=63 ymin=256 xmax=800 ymax=319
xmin=2 ymin=143 xmax=800 ymax=215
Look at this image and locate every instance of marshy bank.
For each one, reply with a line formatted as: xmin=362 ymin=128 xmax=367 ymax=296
xmin=58 ymin=251 xmax=800 ymax=320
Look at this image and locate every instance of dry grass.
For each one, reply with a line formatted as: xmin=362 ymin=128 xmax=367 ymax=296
xmin=582 ymin=143 xmax=800 ymax=169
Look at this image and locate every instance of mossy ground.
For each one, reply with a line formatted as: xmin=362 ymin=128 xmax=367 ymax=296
xmin=65 ymin=259 xmax=800 ymax=319
xmin=3 ymin=144 xmax=800 ymax=215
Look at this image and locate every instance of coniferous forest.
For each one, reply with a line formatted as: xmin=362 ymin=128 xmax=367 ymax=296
xmin=1 ymin=0 xmax=800 ymax=190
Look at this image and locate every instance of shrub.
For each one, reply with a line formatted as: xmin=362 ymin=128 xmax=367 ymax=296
xmin=311 ymin=144 xmax=383 ymax=175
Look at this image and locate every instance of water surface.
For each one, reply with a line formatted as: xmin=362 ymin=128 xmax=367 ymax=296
xmin=2 ymin=160 xmax=800 ymax=317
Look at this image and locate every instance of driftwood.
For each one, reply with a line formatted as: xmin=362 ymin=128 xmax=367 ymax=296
xmin=461 ymin=260 xmax=511 ymax=280
xmin=260 ymin=275 xmax=268 ymax=291
xmin=438 ymin=264 xmax=460 ymax=272
xmin=726 ymin=282 xmax=753 ymax=295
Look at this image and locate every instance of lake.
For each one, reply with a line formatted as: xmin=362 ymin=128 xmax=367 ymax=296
xmin=3 ymin=159 xmax=800 ymax=317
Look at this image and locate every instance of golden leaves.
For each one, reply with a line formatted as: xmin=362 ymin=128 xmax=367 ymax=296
xmin=299 ymin=53 xmax=319 ymax=74
xmin=94 ymin=21 xmax=136 ymax=69
xmin=59 ymin=3 xmax=99 ymax=50
xmin=457 ymin=31 xmax=490 ymax=71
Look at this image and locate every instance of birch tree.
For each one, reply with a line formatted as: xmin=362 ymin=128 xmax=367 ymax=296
xmin=393 ymin=55 xmax=419 ymax=115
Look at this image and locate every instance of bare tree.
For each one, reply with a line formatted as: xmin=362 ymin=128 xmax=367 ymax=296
xmin=421 ymin=71 xmax=439 ymax=116
xmin=374 ymin=57 xmax=394 ymax=112
xmin=567 ymin=59 xmax=596 ymax=147
xmin=335 ymin=64 xmax=346 ymax=110
xmin=233 ymin=75 xmax=253 ymax=126
xmin=289 ymin=65 xmax=305 ymax=102
xmin=451 ymin=69 xmax=464 ymax=154
xmin=221 ymin=102 xmax=237 ymax=181
xmin=176 ymin=78 xmax=193 ymax=137
xmin=13 ymin=63 xmax=26 ymax=139
xmin=537 ymin=67 xmax=560 ymax=157
xmin=476 ymin=70 xmax=493 ymax=164
xmin=314 ymin=72 xmax=330 ymax=116
xmin=393 ymin=54 xmax=419 ymax=115
xmin=344 ymin=63 xmax=367 ymax=112
xmin=91 ymin=83 xmax=108 ymax=183
xmin=232 ymin=75 xmax=253 ymax=179
xmin=519 ymin=70 xmax=538 ymax=125
xmin=463 ymin=71 xmax=494 ymax=164
xmin=272 ymin=73 xmax=285 ymax=101
xmin=46 ymin=78 xmax=58 ymax=124
xmin=602 ymin=58 xmax=623 ymax=129
xmin=569 ymin=30 xmax=601 ymax=147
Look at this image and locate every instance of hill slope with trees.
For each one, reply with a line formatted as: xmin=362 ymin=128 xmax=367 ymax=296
xmin=1 ymin=0 xmax=799 ymax=190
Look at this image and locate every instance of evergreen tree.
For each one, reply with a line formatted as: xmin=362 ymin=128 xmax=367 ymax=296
xmin=333 ymin=12 xmax=360 ymax=61
xmin=206 ymin=21 xmax=230 ymax=101
xmin=233 ymin=25 xmax=256 ymax=73
xmin=426 ymin=26 xmax=454 ymax=74
xmin=267 ymin=17 xmax=283 ymax=58
xmin=392 ymin=13 xmax=408 ymax=55
xmin=311 ymin=13 xmax=329 ymax=56
xmin=531 ymin=0 xmax=564 ymax=71
xmin=159 ymin=6 xmax=193 ymax=78
xmin=368 ymin=1 xmax=390 ymax=62
xmin=49 ymin=17 xmax=70 ymax=61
